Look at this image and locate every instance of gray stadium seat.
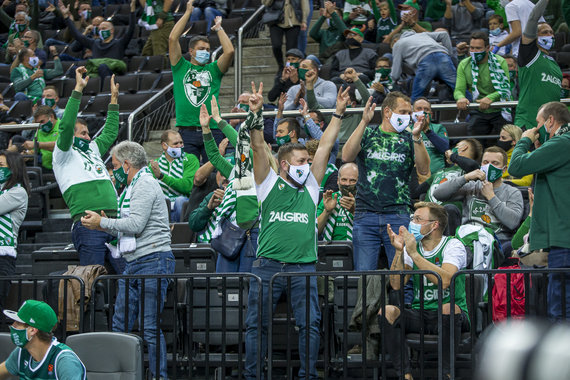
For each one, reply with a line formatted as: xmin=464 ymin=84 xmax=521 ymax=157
xmin=66 ymin=332 xmax=144 ymax=380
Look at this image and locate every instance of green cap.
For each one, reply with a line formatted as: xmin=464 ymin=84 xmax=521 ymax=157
xmin=398 ymin=0 xmax=421 ymax=11
xmin=343 ymin=27 xmax=364 ymax=38
xmin=3 ymin=300 xmax=58 ymax=332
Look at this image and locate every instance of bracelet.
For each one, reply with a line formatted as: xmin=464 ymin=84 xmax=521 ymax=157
xmin=332 ymin=113 xmax=343 ymax=119
xmin=213 ymin=27 xmax=223 ymax=32
xmin=303 ymin=114 xmax=310 ymax=119
xmin=412 ymin=135 xmax=423 ymax=144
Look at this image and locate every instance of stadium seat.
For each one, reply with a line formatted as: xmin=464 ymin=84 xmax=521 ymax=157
xmin=117 ymin=93 xmax=154 ymax=114
xmin=66 ymin=332 xmax=144 ymax=380
xmin=31 ymin=249 xmax=80 ymax=275
xmin=444 ymin=122 xmax=470 ymax=140
xmin=221 ymin=18 xmax=244 ymax=36
xmin=333 ymin=276 xmax=362 ymax=359
xmin=0 ymin=64 xmax=11 ymax=80
xmin=81 ymin=95 xmax=112 ymax=117
xmin=317 ymin=241 xmax=354 ymax=271
xmin=63 ymin=76 xmax=101 ymax=97
xmin=7 ymin=100 xmax=33 ymax=121
xmin=101 ymin=74 xmax=139 ymax=94
xmin=139 ymin=72 xmax=162 ymax=92
xmin=181 ymin=244 xmax=217 ymax=273
xmin=556 ymin=52 xmax=570 ymax=70
xmin=128 ymin=55 xmax=166 ymax=73
xmin=188 ymin=20 xmax=208 ymax=36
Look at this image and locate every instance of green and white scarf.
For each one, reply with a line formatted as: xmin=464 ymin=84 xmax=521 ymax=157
xmin=138 ymin=0 xmax=158 ymax=30
xmin=234 ymin=109 xmax=263 ymax=190
xmin=470 ymin=52 xmax=511 ymax=115
xmin=198 ymin=181 xmax=237 ymax=242
xmin=0 ymin=185 xmax=18 ymax=257
xmin=15 ymin=64 xmax=45 ymax=101
xmin=320 ymin=163 xmax=337 ymax=192
xmin=323 ymin=195 xmax=354 ymax=242
xmin=156 ymin=153 xmax=184 ymax=202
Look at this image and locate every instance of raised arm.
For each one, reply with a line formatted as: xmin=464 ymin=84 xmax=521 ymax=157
xmin=95 ymin=75 xmax=120 ymax=155
xmin=522 ymin=0 xmax=548 ymax=44
xmin=212 ymin=16 xmax=235 ymax=73
xmin=60 ymin=2 xmax=94 ymax=49
xmin=342 ymin=97 xmax=377 ymax=162
xmin=249 ymin=82 xmax=269 ymax=185
xmin=169 ymin=0 xmax=193 ymax=66
xmin=56 ymin=66 xmax=87 ymax=152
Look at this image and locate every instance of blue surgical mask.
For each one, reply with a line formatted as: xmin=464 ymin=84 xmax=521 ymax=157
xmin=537 ymin=36 xmax=554 ymax=51
xmin=490 ymin=27 xmax=502 ymax=36
xmin=408 ymin=220 xmax=435 ymax=242
xmin=195 ymin=50 xmax=210 ymax=65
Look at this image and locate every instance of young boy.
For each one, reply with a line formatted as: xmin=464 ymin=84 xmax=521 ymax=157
xmin=489 ymin=14 xmax=511 ymax=56
xmin=368 ymin=56 xmax=396 ymax=104
xmin=371 ymin=0 xmax=398 ymax=43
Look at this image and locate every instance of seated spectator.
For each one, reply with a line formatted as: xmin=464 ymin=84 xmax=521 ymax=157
xmin=497 ymin=124 xmax=533 ymax=186
xmin=284 ymin=58 xmax=337 ymax=110
xmin=39 ymin=85 xmax=64 ymax=119
xmin=330 ymin=27 xmax=378 ymax=85
xmin=413 ymin=97 xmax=449 ymax=174
xmin=268 ymin=48 xmax=305 ymax=103
xmin=444 ymin=0 xmax=484 ymax=42
xmin=138 ymin=0 xmax=174 ymax=56
xmin=10 ymin=48 xmax=63 ymax=102
xmin=433 ymin=146 xmax=524 ymax=246
xmin=317 ymin=162 xmax=358 ymax=241
xmin=391 ymin=30 xmax=456 ymax=102
xmin=380 ymin=202 xmax=470 ymax=380
xmin=369 ymin=0 xmax=397 ymax=43
xmin=16 ymin=106 xmax=60 ymax=171
xmin=309 ymin=1 xmax=348 ymax=60
xmin=562 ymin=73 xmax=570 ymax=98
xmin=368 ymin=56 xmax=397 ymax=104
xmin=383 ymin=0 xmax=432 ymax=43
xmin=190 ymin=0 xmax=228 ymax=34
xmin=20 ymin=30 xmax=47 ymax=66
xmin=343 ymin=0 xmax=373 ymax=26
xmin=2 ymin=10 xmax=42 ymax=63
xmin=60 ymin=1 xmax=93 ymax=44
xmin=492 ymin=0 xmax=543 ymax=57
xmin=274 ymin=117 xmax=302 ymax=147
xmin=488 ymin=14 xmax=512 ymax=56
xmin=149 ymin=130 xmax=200 ymax=222
xmin=455 ymin=31 xmax=511 ymax=147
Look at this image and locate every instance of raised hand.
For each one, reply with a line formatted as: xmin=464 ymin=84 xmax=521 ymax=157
xmin=218 ymin=138 xmax=229 ymax=155
xmin=210 ymin=96 xmax=222 ymax=123
xmin=323 ymin=190 xmax=338 ymax=213
xmin=387 ymin=224 xmax=405 ymax=251
xmin=74 ymin=66 xmax=89 ymax=91
xmin=335 ymin=85 xmax=350 ymax=115
xmin=249 ymin=81 xmax=264 ymax=113
xmin=211 ymin=16 xmax=222 ymax=31
xmin=361 ymin=96 xmax=377 ymax=124
xmin=299 ymin=98 xmax=309 ymax=117
xmin=110 ymin=74 xmax=120 ymax=103
xmin=199 ymin=103 xmax=212 ymax=129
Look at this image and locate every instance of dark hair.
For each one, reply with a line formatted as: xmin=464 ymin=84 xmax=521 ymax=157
xmin=35 ymin=330 xmax=54 ymax=343
xmin=0 ymin=150 xmax=31 ymax=194
xmin=74 ymin=118 xmax=88 ymax=133
xmin=414 ymin=201 xmax=448 ymax=233
xmin=462 ymin=138 xmax=483 ymax=163
xmin=502 ymin=54 xmax=516 ymax=62
xmin=309 ymin=109 xmax=324 ymax=124
xmin=376 ymin=57 xmax=391 ymax=66
xmin=539 ymin=101 xmax=570 ymax=125
xmin=278 ymin=118 xmax=301 ymax=139
xmin=484 ymin=146 xmax=508 ymax=167
xmin=470 ymin=31 xmax=489 ymax=47
xmin=189 ymin=35 xmax=210 ymax=49
xmin=381 ymin=91 xmax=411 ymax=113
xmin=277 ymin=142 xmax=307 ymax=164
xmin=302 ymin=58 xmax=319 ymax=72
xmin=489 ymin=14 xmax=504 ymax=25
xmin=17 ymin=48 xmax=32 ymax=65
xmin=33 ymin=106 xmax=56 ymax=120
xmin=160 ymin=130 xmax=178 ymax=144
xmin=43 ymin=85 xmax=58 ymax=95
xmin=413 ymin=96 xmax=431 ymax=107
xmin=27 ymin=29 xmax=40 ymax=43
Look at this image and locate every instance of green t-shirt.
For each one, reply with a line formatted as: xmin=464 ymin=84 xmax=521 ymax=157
xmin=172 ymin=57 xmax=223 ymax=129
xmin=515 ymin=50 xmax=562 ymax=129
xmin=422 ymin=123 xmax=448 ymax=174
xmin=6 ymin=341 xmax=86 ymax=380
xmin=256 ymin=170 xmax=318 ymax=263
xmin=425 ymin=165 xmax=464 ymax=212
xmin=355 ymin=126 xmax=414 ymax=214
xmin=35 ymin=119 xmax=60 ymax=170
xmin=317 ymin=191 xmax=354 ymax=241
xmin=319 ymin=163 xmax=337 ymax=192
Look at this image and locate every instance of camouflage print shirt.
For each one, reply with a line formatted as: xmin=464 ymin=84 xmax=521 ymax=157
xmin=355 ymin=126 xmax=414 ymax=214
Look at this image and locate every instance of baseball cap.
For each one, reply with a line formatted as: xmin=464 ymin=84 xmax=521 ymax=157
xmin=398 ymin=0 xmax=421 ymax=11
xmin=343 ymin=27 xmax=364 ymax=38
xmin=4 ymin=300 xmax=58 ymax=333
xmin=285 ymin=48 xmax=305 ymax=59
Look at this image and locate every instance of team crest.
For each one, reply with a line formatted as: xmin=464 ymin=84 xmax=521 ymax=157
xmin=296 ymin=169 xmax=303 ymax=177
xmin=183 ymin=69 xmax=212 ymax=107
xmin=481 ymin=214 xmax=491 ymax=224
xmin=278 ymin=183 xmax=284 ymax=190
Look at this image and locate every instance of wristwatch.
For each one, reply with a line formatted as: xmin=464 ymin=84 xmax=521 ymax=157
xmin=412 ymin=135 xmax=423 ymax=144
xmin=332 ymin=113 xmax=343 ymax=119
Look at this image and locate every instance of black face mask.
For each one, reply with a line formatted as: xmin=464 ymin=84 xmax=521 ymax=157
xmin=339 ymin=184 xmax=357 ymax=197
xmin=496 ymin=139 xmax=513 ymax=152
xmin=346 ymin=37 xmax=361 ymax=47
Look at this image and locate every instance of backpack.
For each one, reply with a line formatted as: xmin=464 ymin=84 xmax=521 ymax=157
xmin=492 ymin=257 xmax=526 ymax=322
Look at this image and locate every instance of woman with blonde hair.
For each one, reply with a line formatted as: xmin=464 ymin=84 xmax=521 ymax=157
xmin=497 ymin=124 xmax=533 ymax=187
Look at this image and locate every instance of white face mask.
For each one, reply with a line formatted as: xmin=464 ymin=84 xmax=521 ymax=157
xmin=389 ymin=111 xmax=411 ymax=133
xmin=411 ymin=111 xmax=424 ymax=123
xmin=287 ymin=161 xmax=310 ymax=186
xmin=166 ymin=145 xmax=182 ymax=159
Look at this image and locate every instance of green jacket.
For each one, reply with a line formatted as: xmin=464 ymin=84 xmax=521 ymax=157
xmin=309 ymin=11 xmax=348 ymax=57
xmin=187 ymin=191 xmax=215 ymax=231
xmin=203 ymin=119 xmax=245 ymax=179
xmin=11 ymin=59 xmax=63 ymax=99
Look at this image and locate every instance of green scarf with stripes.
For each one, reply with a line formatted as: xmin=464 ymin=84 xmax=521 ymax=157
xmin=319 ymin=163 xmax=337 ymax=192
xmin=470 ymin=52 xmax=511 ymax=106
xmin=138 ymin=0 xmax=158 ymax=30
xmin=323 ymin=191 xmax=354 ymax=242
xmin=198 ymin=181 xmax=237 ymax=243
xmin=0 ymin=186 xmax=16 ymax=249
xmin=156 ymin=153 xmax=184 ymax=201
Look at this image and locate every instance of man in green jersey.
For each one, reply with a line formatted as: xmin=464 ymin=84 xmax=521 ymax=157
xmin=515 ymin=0 xmax=562 ymax=129
xmin=168 ymin=0 xmax=234 ymax=162
xmin=380 ymin=202 xmax=469 ymax=379
xmin=0 ymin=300 xmax=86 ymax=380
xmin=244 ymin=83 xmax=350 ymax=380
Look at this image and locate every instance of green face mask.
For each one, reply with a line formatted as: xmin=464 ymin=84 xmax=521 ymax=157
xmin=290 ymin=62 xmax=300 ymax=69
xmin=238 ymin=103 xmax=249 ymax=112
xmin=538 ymin=124 xmax=549 ymax=145
xmin=484 ymin=163 xmax=503 ymax=182
xmin=339 ymin=184 xmax=357 ymax=197
xmin=99 ymin=29 xmax=111 ymax=40
xmin=9 ymin=326 xmax=29 ymax=348
xmin=42 ymin=98 xmax=56 ymax=107
xmin=470 ymin=51 xmax=486 ymax=63
xmin=224 ymin=153 xmax=235 ymax=165
xmin=40 ymin=120 xmax=54 ymax=133
xmin=376 ymin=67 xmax=391 ymax=78
xmin=451 ymin=147 xmax=458 ymax=155
xmin=561 ymin=88 xmax=570 ymax=98
xmin=113 ymin=165 xmax=128 ymax=186
xmin=23 ymin=40 xmax=29 ymax=47
xmin=298 ymin=68 xmax=308 ymax=81
xmin=73 ymin=137 xmax=90 ymax=152
xmin=276 ymin=134 xmax=291 ymax=146
xmin=16 ymin=23 xmax=26 ymax=33
xmin=0 ymin=167 xmax=11 ymax=184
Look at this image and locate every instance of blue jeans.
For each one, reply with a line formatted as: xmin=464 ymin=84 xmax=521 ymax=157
xmin=215 ymin=227 xmax=258 ymax=273
xmin=112 ymin=251 xmax=176 ymax=379
xmin=547 ymin=247 xmax=570 ymax=321
xmin=411 ymin=52 xmax=456 ymax=102
xmin=170 ymin=196 xmax=188 ymax=223
xmin=245 ymin=258 xmax=321 ymax=380
xmin=297 ymin=0 xmax=313 ymax=54
xmin=71 ymin=221 xmax=125 ymax=274
xmin=190 ymin=7 xmax=224 ymax=33
xmin=179 ymin=128 xmax=225 ymax=164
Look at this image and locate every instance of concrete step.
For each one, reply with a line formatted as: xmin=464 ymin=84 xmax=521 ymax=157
xmin=34 ymin=231 xmax=72 ymax=245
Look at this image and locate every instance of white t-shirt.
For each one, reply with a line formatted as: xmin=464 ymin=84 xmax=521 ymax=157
xmin=505 ymin=0 xmax=544 ymax=57
xmin=404 ymin=237 xmax=467 ymax=270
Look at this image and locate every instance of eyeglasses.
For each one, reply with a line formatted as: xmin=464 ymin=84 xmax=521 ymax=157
xmin=410 ymin=215 xmax=435 ymax=223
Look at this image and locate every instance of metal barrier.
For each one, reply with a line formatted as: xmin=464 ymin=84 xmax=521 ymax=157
xmin=127 ymin=82 xmax=174 ymax=142
xmin=235 ymin=5 xmax=266 ymax=101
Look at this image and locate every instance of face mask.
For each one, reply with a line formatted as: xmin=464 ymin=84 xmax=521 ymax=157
xmin=23 ymin=39 xmax=29 ymax=47
xmin=0 ymin=167 xmax=11 ymax=184
xmin=9 ymin=326 xmax=29 ymax=348
xmin=93 ymin=26 xmax=98 ymax=36
xmin=470 ymin=51 xmax=486 ymax=63
xmin=113 ymin=164 xmax=128 ymax=186
xmin=339 ymin=184 xmax=357 ymax=197
xmin=408 ymin=220 xmax=434 ymax=242
xmin=411 ymin=111 xmax=425 ymax=123
xmin=496 ymin=139 xmax=513 ymax=151
xmin=195 ymin=49 xmax=210 ymax=65
xmin=28 ymin=56 xmax=39 ymax=67
xmin=509 ymin=70 xmax=517 ymax=80
xmin=451 ymin=147 xmax=459 ymax=155
xmin=481 ymin=163 xmax=503 ymax=182
xmin=400 ymin=10 xmax=412 ymax=18
xmin=81 ymin=9 xmax=91 ymax=19
xmin=538 ymin=124 xmax=549 ymax=145
xmin=99 ymin=29 xmax=111 ymax=40
xmin=166 ymin=146 xmax=182 ymax=159
xmin=276 ymin=133 xmax=291 ymax=146
xmin=389 ymin=111 xmax=411 ymax=133
xmin=40 ymin=120 xmax=54 ymax=133
xmin=537 ymin=36 xmax=554 ymax=50
xmin=346 ymin=37 xmax=361 ymax=47
xmin=298 ymin=68 xmax=308 ymax=81
xmin=377 ymin=67 xmax=391 ymax=78
xmin=490 ymin=27 xmax=502 ymax=36
xmin=562 ymin=88 xmax=570 ymax=98
xmin=287 ymin=161 xmax=310 ymax=186
xmin=289 ymin=61 xmax=300 ymax=69
xmin=16 ymin=23 xmax=26 ymax=33
xmin=73 ymin=137 xmax=90 ymax=152
xmin=42 ymin=97 xmax=56 ymax=107
xmin=238 ymin=103 xmax=249 ymax=112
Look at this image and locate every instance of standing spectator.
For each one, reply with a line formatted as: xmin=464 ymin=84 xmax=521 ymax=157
xmin=515 ymin=0 xmax=561 ymax=129
xmin=390 ymin=30 xmax=456 ymax=102
xmin=508 ymin=101 xmax=570 ymax=321
xmin=414 ymin=97 xmax=450 ymax=174
xmin=383 ymin=0 xmax=432 ymax=43
xmin=488 ymin=15 xmax=512 ymax=56
xmin=268 ymin=48 xmax=304 ymax=103
xmin=0 ymin=151 xmax=29 ymax=314
xmin=262 ymin=0 xmax=309 ymax=72
xmin=149 ymin=130 xmax=200 ymax=222
xmin=138 ymin=0 xmax=175 ymax=56
xmin=370 ymin=0 xmax=398 ymax=43
xmin=52 ymin=67 xmax=125 ymax=274
xmin=298 ymin=0 xmax=313 ymax=54
xmin=309 ymin=1 xmax=348 ymax=59
xmin=189 ymin=0 xmax=228 ymax=34
xmin=81 ymin=141 xmax=174 ymax=380
xmin=492 ymin=0 xmax=543 ymax=57
xmin=455 ymin=31 xmax=511 ymax=147
xmin=11 ymin=48 xmax=63 ymax=102
xmin=284 ymin=58 xmax=337 ymax=110
xmin=444 ymin=0 xmax=485 ymax=42
xmin=27 ymin=106 xmax=60 ymax=171
xmin=342 ymin=91 xmax=430 ymax=272
xmin=330 ymin=27 xmax=378 ymax=85
xmin=169 ymin=1 xmax=234 ymax=161
xmin=497 ymin=124 xmax=533 ymax=186
xmin=343 ymin=0 xmax=372 ymax=26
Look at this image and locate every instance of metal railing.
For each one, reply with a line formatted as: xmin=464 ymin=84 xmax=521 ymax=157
xmin=235 ymin=5 xmax=266 ymax=100
xmin=127 ymin=82 xmax=174 ymax=142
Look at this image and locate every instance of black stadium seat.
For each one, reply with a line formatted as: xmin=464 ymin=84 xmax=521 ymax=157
xmin=63 ymin=76 xmax=101 ymax=97
xmin=101 ymin=74 xmax=139 ymax=94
